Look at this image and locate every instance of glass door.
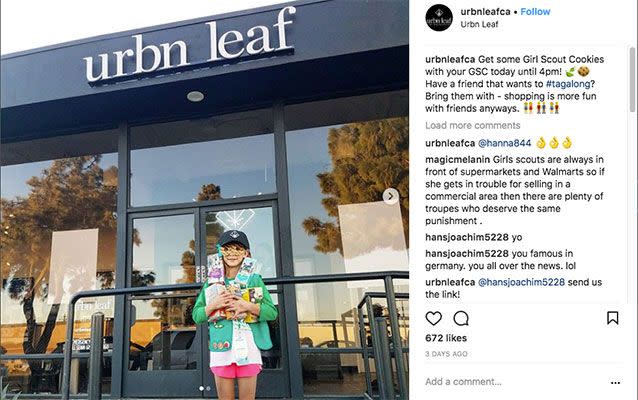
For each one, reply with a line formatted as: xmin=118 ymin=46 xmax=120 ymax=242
xmin=123 ymin=210 xmax=205 ymax=398
xmin=199 ymin=202 xmax=290 ymax=398
xmin=122 ymin=203 xmax=289 ymax=398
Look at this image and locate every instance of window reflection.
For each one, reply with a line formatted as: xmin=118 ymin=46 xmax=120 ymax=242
xmin=204 ymin=207 xmax=277 ymax=278
xmin=287 ymin=92 xmax=409 ymax=399
xmin=131 ymin=214 xmax=195 ymax=286
xmin=1 ymin=131 xmax=117 ymax=395
xmin=285 ymin=91 xmax=409 ymax=278
xmin=128 ymin=293 xmax=198 ymax=371
xmin=297 ymin=279 xmax=408 ymax=397
xmin=301 ymin=353 xmax=375 ymax=396
xmin=393 ymin=279 xmax=409 ymax=345
xmin=296 ymin=280 xmax=395 ymax=351
xmin=130 ymin=110 xmax=275 ymax=206
xmin=0 ymin=356 xmax=112 ymax=395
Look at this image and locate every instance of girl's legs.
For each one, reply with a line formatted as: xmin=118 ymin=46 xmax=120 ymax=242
xmin=237 ymin=376 xmax=257 ymax=400
xmin=214 ymin=375 xmax=235 ymax=400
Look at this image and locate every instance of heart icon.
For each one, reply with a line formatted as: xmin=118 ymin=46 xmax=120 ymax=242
xmin=426 ymin=311 xmax=442 ymax=326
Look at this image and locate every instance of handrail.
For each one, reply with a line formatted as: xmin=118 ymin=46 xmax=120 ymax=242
xmin=60 ymin=270 xmax=408 ymax=399
xmin=357 ymin=291 xmax=409 ymax=309
xmin=358 ymin=290 xmax=410 ymax=399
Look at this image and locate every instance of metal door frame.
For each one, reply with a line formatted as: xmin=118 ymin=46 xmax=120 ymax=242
xmin=122 ymin=207 xmax=203 ymax=398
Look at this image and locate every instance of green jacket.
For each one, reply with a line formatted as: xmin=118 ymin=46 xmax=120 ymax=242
xmin=192 ymin=273 xmax=278 ymax=352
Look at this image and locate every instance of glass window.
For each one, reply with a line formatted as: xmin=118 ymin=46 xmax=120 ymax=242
xmin=296 ymin=280 xmax=390 ymax=350
xmin=204 ymin=206 xmax=277 ymax=278
xmin=128 ymin=292 xmax=198 ymax=371
xmin=301 ymin=353 xmax=374 ymax=396
xmin=130 ymin=109 xmax=275 ymax=207
xmin=131 ymin=214 xmax=195 ymax=287
xmin=1 ymin=131 xmax=118 ymax=365
xmin=285 ymin=91 xmax=409 ymax=276
xmin=297 ymin=280 xmax=407 ymax=397
xmin=0 ymin=355 xmax=112 ymax=395
xmin=393 ymin=279 xmax=409 ymax=345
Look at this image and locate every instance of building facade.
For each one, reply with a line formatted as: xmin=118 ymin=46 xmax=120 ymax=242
xmin=0 ymin=1 xmax=408 ymax=398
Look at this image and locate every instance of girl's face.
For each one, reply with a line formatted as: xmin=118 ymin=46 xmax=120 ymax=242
xmin=221 ymin=243 xmax=248 ymax=268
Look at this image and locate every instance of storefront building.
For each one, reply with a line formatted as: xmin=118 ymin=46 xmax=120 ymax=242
xmin=0 ymin=1 xmax=408 ymax=398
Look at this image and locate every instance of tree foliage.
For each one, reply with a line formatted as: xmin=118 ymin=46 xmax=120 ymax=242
xmin=302 ymin=117 xmax=409 ymax=254
xmin=0 ymin=155 xmax=117 ymax=355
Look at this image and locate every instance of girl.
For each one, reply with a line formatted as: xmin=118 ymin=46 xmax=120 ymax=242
xmin=192 ymin=230 xmax=278 ymax=400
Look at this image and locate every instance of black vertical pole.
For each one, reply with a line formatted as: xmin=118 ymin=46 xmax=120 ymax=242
xmin=111 ymin=122 xmax=129 ymax=398
xmin=375 ymin=317 xmax=395 ymax=399
xmin=385 ymin=276 xmax=408 ymax=398
xmin=274 ymin=102 xmax=304 ymax=399
xmin=88 ymin=312 xmax=105 ymax=399
xmin=61 ymin=300 xmax=75 ymax=400
xmin=366 ymin=297 xmax=386 ymax=397
xmin=358 ymin=303 xmax=373 ymax=396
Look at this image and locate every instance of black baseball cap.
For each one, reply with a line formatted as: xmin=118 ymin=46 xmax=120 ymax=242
xmin=217 ymin=230 xmax=250 ymax=249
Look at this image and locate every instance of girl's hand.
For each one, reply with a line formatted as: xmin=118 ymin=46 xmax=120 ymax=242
xmin=205 ymin=290 xmax=234 ymax=315
xmin=232 ymin=312 xmax=248 ymax=320
xmin=227 ymin=297 xmax=259 ymax=318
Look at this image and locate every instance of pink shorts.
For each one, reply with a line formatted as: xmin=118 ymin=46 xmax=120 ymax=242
xmin=210 ymin=363 xmax=262 ymax=378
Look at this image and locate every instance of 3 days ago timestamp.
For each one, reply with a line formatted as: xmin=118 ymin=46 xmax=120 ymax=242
xmin=425 ymin=333 xmax=469 ymax=359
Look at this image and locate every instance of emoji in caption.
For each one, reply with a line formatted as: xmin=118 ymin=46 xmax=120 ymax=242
xmin=578 ymin=66 xmax=590 ymax=77
xmin=563 ymin=137 xmax=572 ymax=149
xmin=550 ymin=136 xmax=559 ymax=149
xmin=537 ymin=137 xmax=546 ymax=149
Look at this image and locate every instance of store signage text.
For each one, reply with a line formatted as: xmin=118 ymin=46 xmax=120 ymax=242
xmin=84 ymin=6 xmax=296 ymax=83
